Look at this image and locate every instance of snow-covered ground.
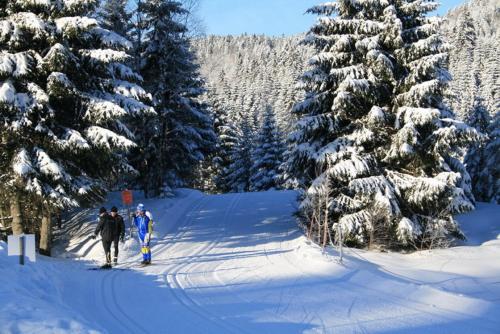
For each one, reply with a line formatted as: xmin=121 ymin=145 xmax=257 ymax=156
xmin=1 ymin=190 xmax=499 ymax=334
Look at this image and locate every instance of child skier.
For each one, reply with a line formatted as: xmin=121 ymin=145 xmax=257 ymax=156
xmin=133 ymin=203 xmax=154 ymax=265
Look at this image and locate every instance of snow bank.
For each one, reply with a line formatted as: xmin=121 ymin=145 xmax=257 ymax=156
xmin=0 ymin=242 xmax=101 ymax=334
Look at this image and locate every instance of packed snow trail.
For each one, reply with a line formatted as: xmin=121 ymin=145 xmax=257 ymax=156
xmin=1 ymin=190 xmax=499 ymax=333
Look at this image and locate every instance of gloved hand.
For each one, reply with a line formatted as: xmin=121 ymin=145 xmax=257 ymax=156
xmin=120 ymin=236 xmax=124 ymax=243
xmin=91 ymin=234 xmax=97 ymax=240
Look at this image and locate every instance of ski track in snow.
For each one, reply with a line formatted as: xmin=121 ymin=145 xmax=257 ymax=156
xmin=2 ymin=190 xmax=499 ymax=334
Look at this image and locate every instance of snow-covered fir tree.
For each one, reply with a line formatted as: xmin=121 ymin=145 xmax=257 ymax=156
xmin=442 ymin=0 xmax=499 ymax=204
xmin=288 ymin=1 xmax=478 ymax=249
xmin=482 ymin=113 xmax=500 ymax=203
xmin=465 ymin=100 xmax=499 ymax=203
xmin=225 ymin=113 xmax=254 ymax=193
xmin=209 ymin=86 xmax=239 ymax=193
xmin=192 ymin=35 xmax=313 ymax=135
xmin=443 ymin=0 xmax=499 ymax=121
xmin=137 ymin=0 xmax=215 ymax=197
xmin=249 ymin=106 xmax=285 ymax=191
xmin=0 ymin=0 xmax=153 ymax=253
xmin=99 ymin=0 xmax=132 ymax=37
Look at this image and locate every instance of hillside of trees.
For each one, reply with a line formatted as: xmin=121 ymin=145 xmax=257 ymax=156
xmin=192 ymin=0 xmax=499 ymax=204
xmin=0 ymin=0 xmax=497 ymax=254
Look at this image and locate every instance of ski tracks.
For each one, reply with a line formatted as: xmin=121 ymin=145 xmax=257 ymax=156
xmin=162 ymin=193 xmax=251 ymax=334
xmin=94 ymin=193 xmax=208 ymax=334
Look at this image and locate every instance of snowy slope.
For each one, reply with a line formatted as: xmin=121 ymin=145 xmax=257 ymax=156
xmin=1 ymin=190 xmax=499 ymax=334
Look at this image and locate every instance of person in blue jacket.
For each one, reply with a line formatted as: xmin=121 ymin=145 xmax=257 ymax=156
xmin=133 ymin=203 xmax=154 ymax=265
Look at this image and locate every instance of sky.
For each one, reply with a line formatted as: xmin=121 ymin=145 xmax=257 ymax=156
xmin=198 ymin=0 xmax=468 ymax=36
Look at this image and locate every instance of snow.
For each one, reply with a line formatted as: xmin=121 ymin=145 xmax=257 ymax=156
xmin=35 ymin=148 xmax=67 ymax=181
xmin=12 ymin=149 xmax=34 ymax=177
xmin=91 ymin=28 xmax=132 ymax=50
xmin=79 ymin=49 xmax=129 ymax=64
xmin=0 ymin=52 xmax=32 ymax=78
xmin=1 ymin=190 xmax=499 ymax=333
xmin=84 ymin=126 xmax=135 ymax=150
xmin=48 ymin=72 xmax=74 ymax=90
xmin=0 ymin=80 xmax=16 ymax=104
xmin=397 ymin=217 xmax=423 ymax=243
xmin=85 ymin=98 xmax=128 ymax=123
xmin=60 ymin=128 xmax=90 ymax=150
xmin=8 ymin=12 xmax=47 ymax=39
xmin=397 ymin=107 xmax=441 ymax=127
xmin=54 ymin=16 xmax=98 ymax=35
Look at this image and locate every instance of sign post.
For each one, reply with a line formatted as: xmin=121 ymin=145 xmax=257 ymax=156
xmin=19 ymin=235 xmax=24 ymax=265
xmin=121 ymin=190 xmax=134 ymax=238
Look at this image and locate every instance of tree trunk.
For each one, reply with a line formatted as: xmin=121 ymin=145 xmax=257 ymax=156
xmin=9 ymin=194 xmax=23 ymax=235
xmin=322 ymin=201 xmax=329 ymax=249
xmin=39 ymin=207 xmax=52 ymax=256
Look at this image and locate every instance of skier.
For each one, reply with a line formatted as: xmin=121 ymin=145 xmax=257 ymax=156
xmin=92 ymin=207 xmax=116 ymax=268
xmin=133 ymin=203 xmax=154 ymax=265
xmin=110 ymin=206 xmax=125 ymax=264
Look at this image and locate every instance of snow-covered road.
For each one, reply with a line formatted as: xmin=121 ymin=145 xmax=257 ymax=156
xmin=1 ymin=190 xmax=500 ymax=333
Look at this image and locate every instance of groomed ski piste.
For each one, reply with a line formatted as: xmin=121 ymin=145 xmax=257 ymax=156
xmin=1 ymin=190 xmax=499 ymax=334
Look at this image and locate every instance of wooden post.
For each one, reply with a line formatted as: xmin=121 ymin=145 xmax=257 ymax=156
xmin=39 ymin=207 xmax=52 ymax=256
xmin=338 ymin=223 xmax=343 ymax=263
xmin=122 ymin=190 xmax=134 ymax=238
xmin=128 ymin=206 xmax=132 ymax=238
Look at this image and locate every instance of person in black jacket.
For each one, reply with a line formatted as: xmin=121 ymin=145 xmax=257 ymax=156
xmin=92 ymin=207 xmax=116 ymax=266
xmin=110 ymin=206 xmax=125 ymax=264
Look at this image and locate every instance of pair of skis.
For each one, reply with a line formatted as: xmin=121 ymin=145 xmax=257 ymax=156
xmin=88 ymin=264 xmax=127 ymax=271
xmin=88 ymin=262 xmax=153 ymax=270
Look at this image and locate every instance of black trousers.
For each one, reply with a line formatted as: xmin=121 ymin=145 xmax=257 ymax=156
xmin=102 ymin=240 xmax=112 ymax=255
xmin=112 ymin=237 xmax=120 ymax=258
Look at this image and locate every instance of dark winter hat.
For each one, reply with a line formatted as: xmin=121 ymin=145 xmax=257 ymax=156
xmin=111 ymin=206 xmax=118 ymax=213
xmin=99 ymin=207 xmax=107 ymax=214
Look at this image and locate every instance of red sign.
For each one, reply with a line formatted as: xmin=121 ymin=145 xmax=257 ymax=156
xmin=121 ymin=190 xmax=133 ymax=206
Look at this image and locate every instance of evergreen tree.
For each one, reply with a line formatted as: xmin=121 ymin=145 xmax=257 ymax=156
xmin=0 ymin=0 xmax=152 ymax=253
xmin=483 ymin=114 xmax=500 ymax=204
xmin=209 ymin=86 xmax=239 ymax=193
xmin=465 ymin=99 xmax=499 ymax=203
xmin=226 ymin=114 xmax=253 ymax=192
xmin=443 ymin=0 xmax=498 ymax=125
xmin=192 ymin=35 xmax=312 ymax=139
xmin=446 ymin=8 xmax=476 ymax=120
xmin=99 ymin=0 xmax=132 ymax=37
xmin=288 ymin=1 xmax=478 ymax=249
xmin=250 ymin=106 xmax=285 ymax=191
xmin=137 ymin=0 xmax=215 ymax=196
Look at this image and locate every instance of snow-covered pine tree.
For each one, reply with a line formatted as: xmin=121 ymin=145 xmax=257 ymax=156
xmin=445 ymin=7 xmax=477 ymax=121
xmin=192 ymin=35 xmax=312 ymax=139
xmin=0 ymin=0 xmax=152 ymax=253
xmin=465 ymin=97 xmax=499 ymax=203
xmin=250 ymin=105 xmax=285 ymax=191
xmin=138 ymin=0 xmax=215 ymax=196
xmin=208 ymin=85 xmax=238 ymax=193
xmin=464 ymin=96 xmax=489 ymax=201
xmin=226 ymin=113 xmax=254 ymax=193
xmin=288 ymin=1 xmax=478 ymax=249
xmin=99 ymin=0 xmax=132 ymax=37
xmin=482 ymin=113 xmax=500 ymax=204
xmin=442 ymin=0 xmax=499 ymax=124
